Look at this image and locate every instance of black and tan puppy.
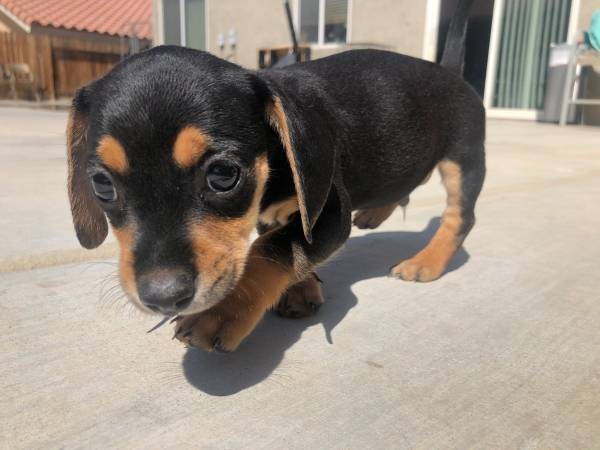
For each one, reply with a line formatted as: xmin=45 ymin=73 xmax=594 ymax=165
xmin=67 ymin=0 xmax=484 ymax=352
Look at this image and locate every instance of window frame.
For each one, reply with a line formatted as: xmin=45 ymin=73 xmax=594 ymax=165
xmin=159 ymin=0 xmax=207 ymax=49
xmin=295 ymin=0 xmax=352 ymax=48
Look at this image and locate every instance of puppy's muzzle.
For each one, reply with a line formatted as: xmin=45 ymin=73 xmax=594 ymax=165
xmin=137 ymin=268 xmax=195 ymax=315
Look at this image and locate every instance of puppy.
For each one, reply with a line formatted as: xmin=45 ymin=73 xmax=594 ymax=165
xmin=67 ymin=0 xmax=484 ymax=352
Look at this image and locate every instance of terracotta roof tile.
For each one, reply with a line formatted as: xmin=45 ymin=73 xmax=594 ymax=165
xmin=0 ymin=0 xmax=152 ymax=39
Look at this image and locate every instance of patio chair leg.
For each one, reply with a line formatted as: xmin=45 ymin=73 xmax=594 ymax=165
xmin=559 ymin=45 xmax=579 ymax=126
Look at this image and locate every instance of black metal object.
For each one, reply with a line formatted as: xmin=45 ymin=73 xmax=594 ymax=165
xmin=271 ymin=0 xmax=302 ymax=68
xmin=284 ymin=0 xmax=299 ymax=62
xmin=258 ymin=0 xmax=311 ymax=69
xmin=258 ymin=46 xmax=311 ymax=69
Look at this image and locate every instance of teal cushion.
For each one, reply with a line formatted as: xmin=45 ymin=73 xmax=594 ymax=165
xmin=586 ymin=10 xmax=600 ymax=51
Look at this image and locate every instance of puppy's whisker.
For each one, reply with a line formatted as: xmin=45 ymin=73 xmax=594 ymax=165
xmin=100 ymin=294 xmax=127 ymax=307
xmin=234 ymin=283 xmax=255 ymax=304
xmin=146 ymin=315 xmax=173 ymax=333
xmin=96 ymin=272 xmax=120 ymax=290
xmin=240 ymin=275 xmax=267 ymax=299
xmin=99 ymin=284 xmax=124 ymax=302
xmin=98 ymin=287 xmax=122 ymax=300
xmin=82 ymin=260 xmax=118 ymax=266
xmin=245 ymin=255 xmax=290 ymax=271
xmin=78 ymin=261 xmax=119 ymax=278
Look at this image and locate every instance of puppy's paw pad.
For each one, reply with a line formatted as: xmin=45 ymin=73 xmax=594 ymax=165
xmin=389 ymin=258 xmax=444 ymax=282
xmin=174 ymin=312 xmax=241 ymax=352
xmin=276 ymin=275 xmax=324 ymax=318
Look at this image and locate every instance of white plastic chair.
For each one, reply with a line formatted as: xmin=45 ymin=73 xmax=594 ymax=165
xmin=559 ymin=43 xmax=600 ymax=125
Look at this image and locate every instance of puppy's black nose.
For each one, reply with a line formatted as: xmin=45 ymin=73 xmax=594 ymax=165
xmin=137 ymin=268 xmax=195 ymax=314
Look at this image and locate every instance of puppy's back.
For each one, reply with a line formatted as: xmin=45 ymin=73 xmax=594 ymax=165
xmin=267 ymin=49 xmax=484 ymax=208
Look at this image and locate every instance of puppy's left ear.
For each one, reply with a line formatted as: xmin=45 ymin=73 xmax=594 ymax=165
xmin=258 ymin=80 xmax=337 ymax=244
xmin=67 ymin=86 xmax=108 ymax=249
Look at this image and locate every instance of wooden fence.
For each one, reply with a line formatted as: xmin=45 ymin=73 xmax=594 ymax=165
xmin=0 ymin=33 xmax=128 ymax=100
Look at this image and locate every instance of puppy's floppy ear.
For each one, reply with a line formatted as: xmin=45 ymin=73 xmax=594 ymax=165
xmin=262 ymin=85 xmax=336 ymax=244
xmin=67 ymin=86 xmax=108 ymax=249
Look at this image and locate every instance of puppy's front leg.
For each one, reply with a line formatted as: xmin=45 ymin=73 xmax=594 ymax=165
xmin=174 ymin=237 xmax=292 ymax=352
xmin=175 ymin=187 xmax=351 ymax=352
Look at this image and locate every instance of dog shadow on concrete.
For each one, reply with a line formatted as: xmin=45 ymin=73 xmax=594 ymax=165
xmin=181 ymin=217 xmax=469 ymax=396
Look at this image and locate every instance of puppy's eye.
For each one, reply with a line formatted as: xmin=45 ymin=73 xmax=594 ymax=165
xmin=206 ymin=161 xmax=240 ymax=192
xmin=91 ymin=172 xmax=117 ymax=202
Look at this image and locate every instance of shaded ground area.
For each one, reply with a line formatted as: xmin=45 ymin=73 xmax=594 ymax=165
xmin=1 ymin=108 xmax=600 ymax=448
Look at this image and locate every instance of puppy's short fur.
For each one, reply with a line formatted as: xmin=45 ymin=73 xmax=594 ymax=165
xmin=67 ymin=0 xmax=484 ymax=352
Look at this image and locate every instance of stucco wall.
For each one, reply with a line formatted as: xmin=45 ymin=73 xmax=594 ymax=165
xmin=152 ymin=0 xmax=428 ymax=69
xmin=206 ymin=0 xmax=292 ymax=69
xmin=204 ymin=0 xmax=427 ymax=69
xmin=578 ymin=0 xmax=600 ymax=29
xmin=351 ymin=0 xmax=426 ymax=57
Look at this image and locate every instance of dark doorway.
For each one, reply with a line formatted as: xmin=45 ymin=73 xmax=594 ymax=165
xmin=436 ymin=0 xmax=495 ymax=97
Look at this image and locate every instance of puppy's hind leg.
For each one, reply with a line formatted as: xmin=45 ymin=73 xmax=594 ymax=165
xmin=353 ymin=202 xmax=399 ymax=229
xmin=353 ymin=169 xmax=432 ymax=229
xmin=276 ymin=272 xmax=324 ymax=318
xmin=390 ymin=145 xmax=485 ymax=282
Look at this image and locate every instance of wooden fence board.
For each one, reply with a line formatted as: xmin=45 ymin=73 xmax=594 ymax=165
xmin=0 ymin=33 xmax=128 ymax=100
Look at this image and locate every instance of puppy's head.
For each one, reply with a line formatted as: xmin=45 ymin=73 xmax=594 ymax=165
xmin=67 ymin=47 xmax=334 ymax=316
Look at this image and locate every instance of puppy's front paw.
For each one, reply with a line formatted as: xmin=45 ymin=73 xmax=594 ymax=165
xmin=276 ymin=273 xmax=323 ymax=318
xmin=173 ymin=252 xmax=294 ymax=351
xmin=389 ymin=255 xmax=446 ymax=282
xmin=173 ymin=308 xmax=257 ymax=352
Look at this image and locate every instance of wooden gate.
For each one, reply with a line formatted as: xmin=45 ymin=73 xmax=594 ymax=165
xmin=0 ymin=33 xmax=128 ymax=100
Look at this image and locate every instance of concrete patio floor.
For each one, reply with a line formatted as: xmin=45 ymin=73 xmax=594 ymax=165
xmin=1 ymin=107 xmax=599 ymax=449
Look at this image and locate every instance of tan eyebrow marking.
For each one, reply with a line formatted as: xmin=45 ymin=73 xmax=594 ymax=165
xmin=97 ymin=135 xmax=129 ymax=174
xmin=173 ymin=126 xmax=210 ymax=168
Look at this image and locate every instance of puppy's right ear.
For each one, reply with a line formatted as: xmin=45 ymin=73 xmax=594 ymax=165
xmin=250 ymin=73 xmax=337 ymax=244
xmin=67 ymin=86 xmax=108 ymax=249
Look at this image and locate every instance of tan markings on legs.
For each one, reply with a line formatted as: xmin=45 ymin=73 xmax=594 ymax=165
xmin=259 ymin=196 xmax=299 ymax=227
xmin=276 ymin=272 xmax=324 ymax=318
xmin=391 ymin=160 xmax=464 ymax=282
xmin=186 ymin=155 xmax=270 ymax=313
xmin=97 ymin=136 xmax=129 ymax=174
xmin=172 ymin=126 xmax=209 ymax=168
xmin=175 ymin=232 xmax=295 ymax=351
xmin=353 ymin=203 xmax=398 ymax=229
